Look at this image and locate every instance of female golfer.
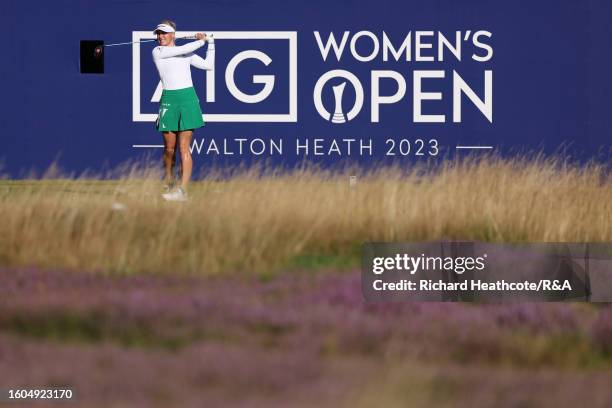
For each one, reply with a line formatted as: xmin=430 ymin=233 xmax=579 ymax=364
xmin=152 ymin=20 xmax=214 ymax=201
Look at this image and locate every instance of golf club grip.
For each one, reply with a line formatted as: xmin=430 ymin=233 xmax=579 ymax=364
xmin=179 ymin=34 xmax=213 ymax=41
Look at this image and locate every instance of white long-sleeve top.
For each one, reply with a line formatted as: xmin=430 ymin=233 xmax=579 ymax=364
xmin=152 ymin=40 xmax=215 ymax=90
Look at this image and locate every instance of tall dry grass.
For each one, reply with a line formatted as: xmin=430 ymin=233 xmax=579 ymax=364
xmin=0 ymin=156 xmax=610 ymax=275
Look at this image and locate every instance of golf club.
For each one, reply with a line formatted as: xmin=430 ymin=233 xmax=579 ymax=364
xmin=93 ymin=35 xmax=212 ymax=58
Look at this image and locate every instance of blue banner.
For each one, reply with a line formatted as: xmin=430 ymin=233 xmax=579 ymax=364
xmin=3 ymin=0 xmax=611 ymax=176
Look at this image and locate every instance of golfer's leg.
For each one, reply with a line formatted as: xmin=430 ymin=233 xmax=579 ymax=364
xmin=163 ymin=131 xmax=177 ymax=183
xmin=178 ymin=130 xmax=193 ymax=189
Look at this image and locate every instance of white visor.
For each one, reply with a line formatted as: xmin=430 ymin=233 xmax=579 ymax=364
xmin=153 ymin=24 xmax=175 ymax=34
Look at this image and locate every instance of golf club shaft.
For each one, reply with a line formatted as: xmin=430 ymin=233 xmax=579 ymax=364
xmin=104 ymin=36 xmax=197 ymax=47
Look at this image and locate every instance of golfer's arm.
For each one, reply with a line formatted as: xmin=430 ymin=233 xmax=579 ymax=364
xmin=152 ymin=40 xmax=206 ymax=59
xmin=190 ymin=45 xmax=215 ymax=70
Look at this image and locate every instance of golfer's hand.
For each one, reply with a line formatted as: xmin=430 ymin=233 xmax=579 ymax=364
xmin=195 ymin=33 xmax=205 ymax=41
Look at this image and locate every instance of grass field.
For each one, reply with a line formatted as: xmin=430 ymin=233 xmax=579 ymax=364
xmin=1 ymin=156 xmax=612 ymax=407
xmin=1 ymin=156 xmax=610 ymax=275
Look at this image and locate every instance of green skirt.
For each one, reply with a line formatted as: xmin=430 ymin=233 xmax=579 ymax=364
xmin=156 ymin=87 xmax=205 ymax=132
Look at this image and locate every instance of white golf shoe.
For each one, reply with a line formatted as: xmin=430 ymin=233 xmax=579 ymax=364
xmin=162 ymin=186 xmax=188 ymax=202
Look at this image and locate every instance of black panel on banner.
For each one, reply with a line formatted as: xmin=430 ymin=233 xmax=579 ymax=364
xmin=80 ymin=40 xmax=104 ymax=74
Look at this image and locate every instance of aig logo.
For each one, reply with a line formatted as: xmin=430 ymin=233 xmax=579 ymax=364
xmin=132 ymin=31 xmax=297 ymax=122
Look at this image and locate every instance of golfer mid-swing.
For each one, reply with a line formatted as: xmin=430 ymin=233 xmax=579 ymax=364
xmin=152 ymin=20 xmax=214 ymax=201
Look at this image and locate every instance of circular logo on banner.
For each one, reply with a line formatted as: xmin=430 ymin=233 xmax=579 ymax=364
xmin=313 ymin=70 xmax=364 ymax=124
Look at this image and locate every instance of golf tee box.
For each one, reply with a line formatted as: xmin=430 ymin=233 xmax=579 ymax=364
xmin=80 ymin=40 xmax=104 ymax=74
